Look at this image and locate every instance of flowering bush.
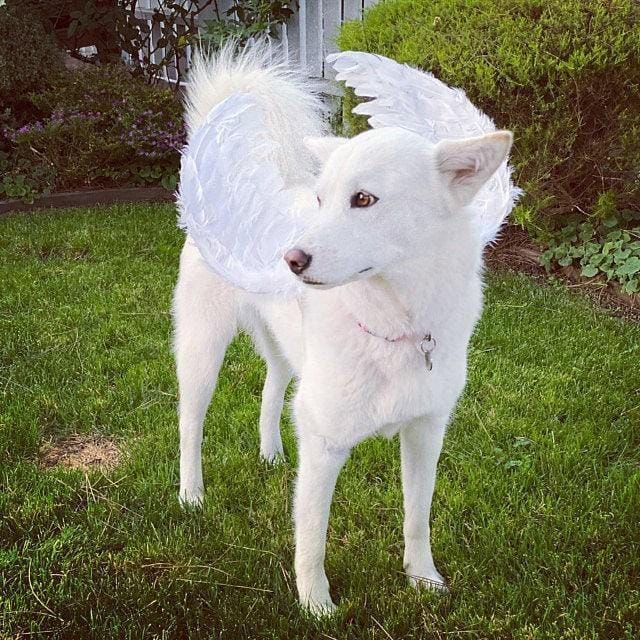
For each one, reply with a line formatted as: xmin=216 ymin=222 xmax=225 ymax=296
xmin=2 ymin=64 xmax=185 ymax=198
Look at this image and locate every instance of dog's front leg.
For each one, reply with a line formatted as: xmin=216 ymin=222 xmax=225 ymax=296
xmin=400 ymin=416 xmax=448 ymax=590
xmin=294 ymin=431 xmax=350 ymax=615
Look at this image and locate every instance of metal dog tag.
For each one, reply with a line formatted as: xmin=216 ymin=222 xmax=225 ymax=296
xmin=419 ymin=334 xmax=437 ymax=371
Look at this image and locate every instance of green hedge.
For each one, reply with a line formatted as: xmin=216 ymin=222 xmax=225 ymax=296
xmin=0 ymin=7 xmax=65 ymax=116
xmin=337 ymin=0 xmax=640 ymax=229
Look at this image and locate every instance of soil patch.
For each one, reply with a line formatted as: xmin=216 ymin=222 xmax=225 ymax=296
xmin=40 ymin=434 xmax=121 ymax=471
xmin=36 ymin=246 xmax=92 ymax=261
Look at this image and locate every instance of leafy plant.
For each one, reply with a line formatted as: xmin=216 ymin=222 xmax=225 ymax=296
xmin=116 ymin=0 xmax=216 ymax=86
xmin=540 ymin=208 xmax=640 ymax=295
xmin=200 ymin=1 xmax=297 ymax=48
xmin=0 ymin=174 xmax=39 ymax=203
xmin=0 ymin=148 xmax=54 ymax=202
xmin=490 ymin=436 xmax=537 ymax=472
xmin=129 ymin=163 xmax=178 ymax=190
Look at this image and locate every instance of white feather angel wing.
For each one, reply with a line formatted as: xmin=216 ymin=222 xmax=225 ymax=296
xmin=326 ymin=51 xmax=521 ymax=245
xmin=177 ymin=93 xmax=303 ymax=295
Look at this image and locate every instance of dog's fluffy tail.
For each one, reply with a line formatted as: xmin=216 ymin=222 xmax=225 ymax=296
xmin=184 ymin=40 xmax=327 ymax=184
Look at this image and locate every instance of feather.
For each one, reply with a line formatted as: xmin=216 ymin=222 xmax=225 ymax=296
xmin=177 ymin=93 xmax=304 ymax=295
xmin=326 ymin=51 xmax=522 ymax=245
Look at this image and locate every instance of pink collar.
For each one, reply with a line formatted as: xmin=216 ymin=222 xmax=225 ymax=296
xmin=357 ymin=321 xmax=413 ymax=343
xmin=356 ymin=321 xmax=437 ymax=370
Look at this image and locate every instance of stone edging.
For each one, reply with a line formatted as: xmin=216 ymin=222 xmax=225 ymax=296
xmin=0 ymin=186 xmax=174 ymax=215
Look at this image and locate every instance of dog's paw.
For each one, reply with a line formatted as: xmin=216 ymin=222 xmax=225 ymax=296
xmin=300 ymin=593 xmax=337 ymax=618
xmin=179 ymin=486 xmax=203 ymax=508
xmin=297 ymin=575 xmax=336 ymax=617
xmin=405 ymin=565 xmax=448 ymax=592
xmin=260 ymin=445 xmax=285 ymax=465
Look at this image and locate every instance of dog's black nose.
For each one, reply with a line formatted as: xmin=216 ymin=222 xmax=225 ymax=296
xmin=284 ymin=248 xmax=312 ymax=275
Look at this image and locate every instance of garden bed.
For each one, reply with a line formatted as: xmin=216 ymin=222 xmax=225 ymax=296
xmin=486 ymin=228 xmax=640 ymax=322
xmin=1 ymin=53 xmax=184 ymax=201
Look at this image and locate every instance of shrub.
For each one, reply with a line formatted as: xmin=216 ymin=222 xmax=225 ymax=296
xmin=3 ymin=65 xmax=185 ymax=195
xmin=337 ymin=0 xmax=640 ymax=229
xmin=0 ymin=6 xmax=66 ymax=117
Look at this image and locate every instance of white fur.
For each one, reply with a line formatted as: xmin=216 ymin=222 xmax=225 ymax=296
xmin=173 ymin=45 xmax=512 ymax=615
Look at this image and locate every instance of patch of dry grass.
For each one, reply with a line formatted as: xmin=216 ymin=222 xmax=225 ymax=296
xmin=39 ymin=435 xmax=121 ymax=471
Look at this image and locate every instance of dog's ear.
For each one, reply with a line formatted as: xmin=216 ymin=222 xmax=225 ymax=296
xmin=303 ymin=136 xmax=348 ymax=164
xmin=435 ymin=131 xmax=513 ymax=208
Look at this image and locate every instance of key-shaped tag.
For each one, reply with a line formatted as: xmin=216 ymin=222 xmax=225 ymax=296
xmin=419 ymin=334 xmax=437 ymax=371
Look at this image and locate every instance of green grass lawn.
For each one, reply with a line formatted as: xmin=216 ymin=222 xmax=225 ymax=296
xmin=1 ymin=203 xmax=639 ymax=639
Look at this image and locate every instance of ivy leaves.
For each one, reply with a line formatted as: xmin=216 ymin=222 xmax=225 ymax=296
xmin=540 ymin=209 xmax=640 ymax=295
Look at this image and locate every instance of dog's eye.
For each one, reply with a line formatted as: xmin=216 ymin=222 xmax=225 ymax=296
xmin=351 ymin=191 xmax=378 ymax=208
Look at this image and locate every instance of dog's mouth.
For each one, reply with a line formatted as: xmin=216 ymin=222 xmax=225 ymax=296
xmin=301 ymin=266 xmax=374 ymax=288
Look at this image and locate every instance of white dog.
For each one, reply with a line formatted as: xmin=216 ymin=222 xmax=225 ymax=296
xmin=173 ymin=44 xmax=513 ymax=614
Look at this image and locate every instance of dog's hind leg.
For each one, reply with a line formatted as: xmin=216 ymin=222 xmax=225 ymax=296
xmin=173 ymin=247 xmax=238 ymax=506
xmin=400 ymin=415 xmax=448 ymax=590
xmin=247 ymin=320 xmax=292 ymax=463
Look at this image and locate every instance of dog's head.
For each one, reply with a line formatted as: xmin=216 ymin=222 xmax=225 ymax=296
xmin=284 ymin=127 xmax=512 ymax=288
